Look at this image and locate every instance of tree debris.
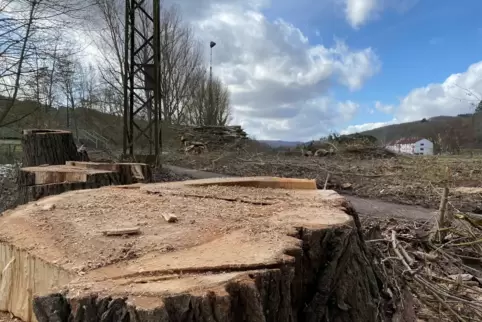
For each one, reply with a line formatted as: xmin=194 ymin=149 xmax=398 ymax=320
xmin=102 ymin=227 xmax=141 ymax=236
xmin=162 ymin=213 xmax=178 ymax=223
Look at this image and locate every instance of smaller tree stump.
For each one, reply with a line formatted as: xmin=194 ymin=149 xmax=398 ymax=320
xmin=21 ymin=129 xmax=88 ymax=167
xmin=17 ymin=165 xmax=120 ymax=205
xmin=65 ymin=161 xmax=152 ymax=184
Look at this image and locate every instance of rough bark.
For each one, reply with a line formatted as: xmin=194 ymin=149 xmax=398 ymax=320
xmin=21 ymin=129 xmax=88 ymax=167
xmin=32 ymin=211 xmax=390 ymax=322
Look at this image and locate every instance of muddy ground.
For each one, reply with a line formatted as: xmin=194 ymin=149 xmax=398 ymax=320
xmin=164 ymin=148 xmax=482 ymax=213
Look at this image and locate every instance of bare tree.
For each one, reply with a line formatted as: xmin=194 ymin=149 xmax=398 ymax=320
xmin=90 ymin=0 xmax=207 ymax=124
xmin=0 ymin=0 xmax=94 ymax=127
xmin=90 ymin=0 xmax=125 ymax=116
xmin=186 ymin=72 xmax=231 ymax=126
xmin=157 ymin=6 xmax=204 ymax=123
xmin=56 ymin=54 xmax=83 ymax=135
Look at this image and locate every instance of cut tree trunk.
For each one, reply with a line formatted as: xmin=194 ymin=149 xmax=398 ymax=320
xmin=21 ymin=129 xmax=88 ymax=167
xmin=0 ymin=177 xmax=405 ymax=322
xmin=65 ymin=161 xmax=152 ymax=184
xmin=17 ymin=165 xmax=120 ymax=205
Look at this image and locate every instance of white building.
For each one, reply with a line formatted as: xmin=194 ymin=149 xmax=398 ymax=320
xmin=385 ymin=137 xmax=434 ymax=155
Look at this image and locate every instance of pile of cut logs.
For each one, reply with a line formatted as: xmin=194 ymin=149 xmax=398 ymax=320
xmin=173 ymin=125 xmax=248 ymax=153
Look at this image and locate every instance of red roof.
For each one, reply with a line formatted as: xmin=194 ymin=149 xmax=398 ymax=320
xmin=387 ymin=137 xmax=424 ymax=146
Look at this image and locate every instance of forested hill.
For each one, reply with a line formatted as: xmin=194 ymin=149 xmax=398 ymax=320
xmin=360 ymin=114 xmax=482 ymax=150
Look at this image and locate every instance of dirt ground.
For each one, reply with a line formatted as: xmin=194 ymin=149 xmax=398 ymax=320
xmin=164 ymin=148 xmax=482 ymax=213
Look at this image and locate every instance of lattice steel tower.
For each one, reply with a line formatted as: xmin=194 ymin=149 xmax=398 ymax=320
xmin=123 ymin=0 xmax=161 ymax=160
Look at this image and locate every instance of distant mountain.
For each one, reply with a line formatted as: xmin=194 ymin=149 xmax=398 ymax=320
xmin=258 ymin=140 xmax=303 ymax=148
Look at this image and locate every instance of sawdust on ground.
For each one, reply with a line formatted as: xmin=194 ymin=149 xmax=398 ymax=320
xmin=0 ymin=179 xmax=351 ymax=300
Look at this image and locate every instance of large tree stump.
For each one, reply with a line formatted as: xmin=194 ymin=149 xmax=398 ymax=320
xmin=21 ymin=129 xmax=88 ymax=167
xmin=0 ymin=177 xmax=396 ymax=322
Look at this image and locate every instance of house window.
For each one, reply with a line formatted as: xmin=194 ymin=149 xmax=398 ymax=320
xmin=420 ymin=143 xmax=424 ymax=146
xmin=420 ymin=148 xmax=424 ymax=151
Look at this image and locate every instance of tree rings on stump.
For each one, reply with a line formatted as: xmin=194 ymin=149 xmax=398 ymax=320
xmin=0 ymin=177 xmax=387 ymax=322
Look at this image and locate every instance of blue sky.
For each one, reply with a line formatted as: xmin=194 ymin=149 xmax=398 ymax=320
xmin=170 ymin=0 xmax=482 ymax=140
xmin=264 ymin=0 xmax=482 ymax=135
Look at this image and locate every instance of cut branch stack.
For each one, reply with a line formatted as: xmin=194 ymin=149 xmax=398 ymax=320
xmin=173 ymin=125 xmax=248 ymax=150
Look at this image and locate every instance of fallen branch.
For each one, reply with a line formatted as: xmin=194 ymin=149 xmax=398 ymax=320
xmin=391 ymin=230 xmax=413 ymax=273
xmin=323 ymin=173 xmax=330 ymax=190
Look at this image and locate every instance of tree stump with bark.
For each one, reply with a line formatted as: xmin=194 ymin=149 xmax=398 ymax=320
xmin=17 ymin=164 xmax=120 ymax=205
xmin=0 ymin=177 xmax=400 ymax=322
xmin=65 ymin=161 xmax=152 ymax=184
xmin=21 ymin=129 xmax=88 ymax=167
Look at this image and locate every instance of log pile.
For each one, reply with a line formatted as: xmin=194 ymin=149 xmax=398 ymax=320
xmin=0 ymin=177 xmax=409 ymax=321
xmin=174 ymin=125 xmax=248 ymax=151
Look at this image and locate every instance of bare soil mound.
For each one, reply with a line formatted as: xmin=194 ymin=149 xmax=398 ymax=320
xmin=0 ymin=177 xmax=394 ymax=322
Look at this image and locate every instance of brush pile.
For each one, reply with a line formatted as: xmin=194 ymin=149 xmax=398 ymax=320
xmin=363 ymin=214 xmax=482 ymax=321
xmin=172 ymin=125 xmax=248 ymax=151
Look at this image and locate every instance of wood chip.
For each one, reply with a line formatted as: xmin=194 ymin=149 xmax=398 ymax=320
xmin=102 ymin=227 xmax=141 ymax=236
xmin=41 ymin=203 xmax=56 ymax=211
xmin=162 ymin=213 xmax=178 ymax=223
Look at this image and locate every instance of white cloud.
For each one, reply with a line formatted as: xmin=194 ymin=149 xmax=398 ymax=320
xmin=375 ymin=101 xmax=394 ymax=114
xmin=338 ymin=100 xmax=359 ymax=121
xmin=340 ymin=119 xmax=397 ymax=134
xmin=77 ymin=0 xmax=379 ymax=140
xmin=341 ymin=60 xmax=482 ymax=135
xmin=344 ymin=0 xmax=380 ymax=29
xmin=179 ymin=1 xmax=380 ymax=140
xmin=343 ymin=0 xmax=418 ymax=29
xmin=236 ymin=97 xmax=360 ymax=141
xmin=395 ymin=61 xmax=482 ymax=122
